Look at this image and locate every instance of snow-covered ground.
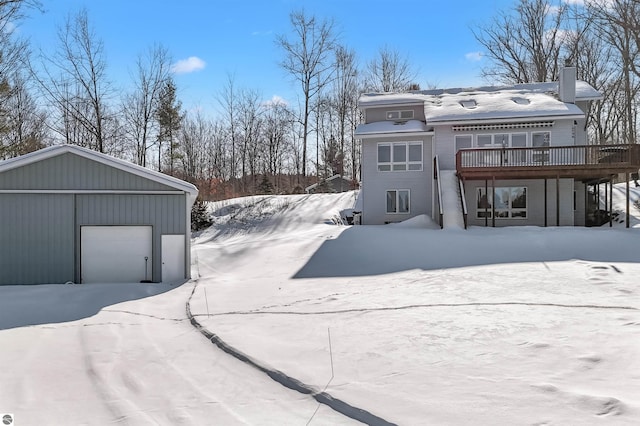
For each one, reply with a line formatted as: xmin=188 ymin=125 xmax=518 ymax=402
xmin=1 ymin=187 xmax=640 ymax=425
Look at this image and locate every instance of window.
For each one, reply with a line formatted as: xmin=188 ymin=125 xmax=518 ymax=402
xmin=510 ymin=133 xmax=527 ymax=163
xmin=386 ymin=190 xmax=410 ymax=214
xmin=378 ymin=142 xmax=422 ymax=171
xmin=532 ymin=132 xmax=550 ymax=148
xmin=476 ymin=187 xmax=527 ymax=219
xmin=386 ymin=110 xmax=414 ymax=120
xmin=455 ymin=135 xmax=472 ymax=151
xmin=532 ymin=132 xmax=550 ymax=163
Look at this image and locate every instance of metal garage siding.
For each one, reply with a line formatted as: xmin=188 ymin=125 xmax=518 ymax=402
xmin=0 ymin=152 xmax=177 ymax=191
xmin=75 ymin=194 xmax=186 ymax=282
xmin=0 ymin=194 xmax=75 ymax=285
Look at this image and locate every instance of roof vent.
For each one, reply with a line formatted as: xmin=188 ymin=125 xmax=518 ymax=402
xmin=460 ymin=99 xmax=477 ymax=109
xmin=512 ymin=97 xmax=530 ymax=105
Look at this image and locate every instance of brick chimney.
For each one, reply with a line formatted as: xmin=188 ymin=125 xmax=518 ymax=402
xmin=558 ymin=66 xmax=576 ymax=104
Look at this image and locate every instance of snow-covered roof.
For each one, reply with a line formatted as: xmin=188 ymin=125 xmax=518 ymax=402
xmin=358 ymin=80 xmax=601 ymax=125
xmin=422 ymin=88 xmax=585 ymax=123
xmin=355 ymin=119 xmax=432 ymax=136
xmin=0 ymin=144 xmax=199 ymax=199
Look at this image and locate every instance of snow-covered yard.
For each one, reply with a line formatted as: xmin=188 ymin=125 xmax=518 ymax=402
xmin=1 ymin=188 xmax=640 ymax=425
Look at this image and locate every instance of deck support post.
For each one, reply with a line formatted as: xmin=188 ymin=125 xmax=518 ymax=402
xmin=556 ymin=175 xmax=560 ymax=226
xmin=626 ymin=172 xmax=630 ymax=228
xmin=544 ymin=178 xmax=548 ymax=227
xmin=584 ymin=181 xmax=589 ymax=227
xmin=608 ymin=177 xmax=612 ymax=227
xmin=492 ymin=176 xmax=496 ymax=227
xmin=484 ymin=180 xmax=488 ymax=227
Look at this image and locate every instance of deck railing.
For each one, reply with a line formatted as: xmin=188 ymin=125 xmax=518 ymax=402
xmin=456 ymin=144 xmax=640 ymax=172
xmin=458 ymin=176 xmax=468 ymax=229
xmin=434 ymin=155 xmax=444 ymax=229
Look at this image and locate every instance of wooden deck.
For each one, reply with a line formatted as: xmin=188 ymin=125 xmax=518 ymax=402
xmin=456 ymin=144 xmax=640 ymax=181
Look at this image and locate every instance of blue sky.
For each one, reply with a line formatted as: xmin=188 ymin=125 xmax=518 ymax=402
xmin=19 ymin=0 xmax=518 ymax=113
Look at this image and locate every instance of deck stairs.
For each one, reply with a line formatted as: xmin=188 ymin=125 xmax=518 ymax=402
xmin=439 ymin=170 xmax=466 ymax=229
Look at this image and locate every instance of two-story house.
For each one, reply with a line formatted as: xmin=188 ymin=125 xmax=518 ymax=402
xmin=355 ymin=67 xmax=640 ymax=228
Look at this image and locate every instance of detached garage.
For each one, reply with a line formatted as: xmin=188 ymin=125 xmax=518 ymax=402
xmin=0 ymin=144 xmax=198 ymax=285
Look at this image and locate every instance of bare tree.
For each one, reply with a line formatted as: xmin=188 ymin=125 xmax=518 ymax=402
xmin=0 ymin=71 xmax=48 ymax=158
xmin=178 ymin=110 xmax=209 ymax=183
xmin=473 ymin=0 xmax=567 ymax=83
xmin=262 ymin=97 xmax=293 ymax=191
xmin=276 ymin=10 xmax=337 ymax=178
xmin=123 ymin=44 xmax=171 ymax=166
xmin=217 ymin=73 xmax=240 ymax=190
xmin=32 ymin=8 xmax=113 ymax=152
xmin=0 ymin=0 xmax=41 ymax=152
xmin=587 ymin=0 xmax=640 ymax=143
xmin=236 ymin=87 xmax=263 ymax=193
xmin=364 ymin=45 xmax=417 ymax=92
xmin=332 ymin=45 xmax=359 ymax=179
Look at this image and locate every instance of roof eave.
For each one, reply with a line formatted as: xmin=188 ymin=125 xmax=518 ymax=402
xmin=356 ymin=130 xmax=435 ymax=139
xmin=426 ymin=114 xmax=585 ymax=127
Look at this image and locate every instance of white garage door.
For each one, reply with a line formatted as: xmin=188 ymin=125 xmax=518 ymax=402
xmin=81 ymin=226 xmax=153 ymax=283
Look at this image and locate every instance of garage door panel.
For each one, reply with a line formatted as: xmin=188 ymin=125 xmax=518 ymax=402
xmin=81 ymin=226 xmax=152 ymax=283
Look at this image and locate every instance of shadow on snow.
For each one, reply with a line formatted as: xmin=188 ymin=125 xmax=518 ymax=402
xmin=0 ymin=281 xmax=186 ymax=331
xmin=293 ymin=225 xmax=640 ymax=278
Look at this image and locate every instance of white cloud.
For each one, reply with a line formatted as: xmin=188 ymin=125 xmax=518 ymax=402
xmin=465 ymin=52 xmax=484 ymax=62
xmin=1 ymin=21 xmax=16 ymax=34
xmin=263 ymin=95 xmax=289 ymax=107
xmin=562 ymin=0 xmax=585 ymax=5
xmin=170 ymin=56 xmax=206 ymax=74
xmin=547 ymin=5 xmax=562 ymax=15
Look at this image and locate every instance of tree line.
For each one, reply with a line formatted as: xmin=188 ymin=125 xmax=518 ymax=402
xmin=1 ymin=0 xmax=639 ymax=200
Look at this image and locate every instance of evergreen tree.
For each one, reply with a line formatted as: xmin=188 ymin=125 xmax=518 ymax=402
xmin=257 ymin=174 xmax=274 ymax=195
xmin=191 ymin=197 xmax=212 ymax=231
xmin=157 ymin=78 xmax=182 ymax=173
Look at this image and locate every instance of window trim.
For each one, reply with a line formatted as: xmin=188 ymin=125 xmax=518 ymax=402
xmin=476 ymin=186 xmax=528 ymax=219
xmin=377 ymin=142 xmax=423 ymax=172
xmin=386 ymin=189 xmax=411 ymax=214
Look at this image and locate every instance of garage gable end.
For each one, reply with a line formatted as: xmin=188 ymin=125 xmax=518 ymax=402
xmin=0 ymin=152 xmax=176 ymax=191
xmin=0 ymin=146 xmax=196 ymax=194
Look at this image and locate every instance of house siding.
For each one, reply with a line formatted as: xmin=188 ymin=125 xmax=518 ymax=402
xmin=0 ymin=194 xmax=75 ymax=284
xmin=361 ymin=135 xmax=433 ymax=224
xmin=365 ymin=104 xmax=425 ymax=123
xmin=463 ymin=178 xmax=575 ymax=227
xmin=574 ymin=181 xmax=586 ymax=226
xmin=433 ymin=126 xmax=457 ymax=170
